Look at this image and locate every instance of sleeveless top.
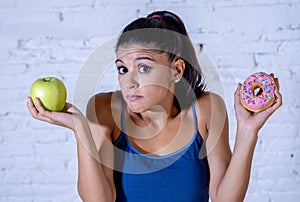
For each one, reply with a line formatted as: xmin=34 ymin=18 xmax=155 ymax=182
xmin=113 ymin=94 xmax=210 ymax=202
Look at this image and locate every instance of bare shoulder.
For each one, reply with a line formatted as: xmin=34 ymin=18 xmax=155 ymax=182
xmin=196 ymin=92 xmax=226 ymax=109
xmin=86 ymin=91 xmax=122 ymax=135
xmin=195 ymin=92 xmax=227 ymax=120
xmin=192 ymin=92 xmax=227 ymax=140
xmin=86 ymin=92 xmax=113 ymax=119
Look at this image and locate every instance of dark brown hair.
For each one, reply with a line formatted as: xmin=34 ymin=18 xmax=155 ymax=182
xmin=116 ymin=11 xmax=206 ymax=109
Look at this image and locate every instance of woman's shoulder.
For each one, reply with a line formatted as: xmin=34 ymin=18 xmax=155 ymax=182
xmin=195 ymin=92 xmax=226 ymax=110
xmin=87 ymin=92 xmax=112 ymax=113
xmin=87 ymin=91 xmax=121 ymax=109
xmin=193 ymin=91 xmax=227 ymax=128
xmin=187 ymin=92 xmax=227 ymax=141
xmin=86 ymin=91 xmax=122 ymax=126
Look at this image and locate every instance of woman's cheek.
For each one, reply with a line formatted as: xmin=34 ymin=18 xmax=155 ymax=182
xmin=139 ymin=71 xmax=172 ymax=90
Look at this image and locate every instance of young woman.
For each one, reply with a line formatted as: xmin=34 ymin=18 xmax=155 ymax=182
xmin=27 ymin=11 xmax=282 ymax=202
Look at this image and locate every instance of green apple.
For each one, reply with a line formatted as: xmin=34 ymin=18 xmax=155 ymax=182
xmin=30 ymin=77 xmax=67 ymax=112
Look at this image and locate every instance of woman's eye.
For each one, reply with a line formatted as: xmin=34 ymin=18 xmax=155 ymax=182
xmin=117 ymin=66 xmax=128 ymax=74
xmin=138 ymin=65 xmax=152 ymax=73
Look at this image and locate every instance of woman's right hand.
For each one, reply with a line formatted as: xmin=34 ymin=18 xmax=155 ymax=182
xmin=27 ymin=97 xmax=86 ymax=133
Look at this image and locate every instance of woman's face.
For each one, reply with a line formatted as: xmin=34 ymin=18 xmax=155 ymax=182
xmin=116 ymin=44 xmax=178 ymax=113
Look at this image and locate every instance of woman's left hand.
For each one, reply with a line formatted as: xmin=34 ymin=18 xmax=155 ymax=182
xmin=234 ymin=73 xmax=283 ymax=134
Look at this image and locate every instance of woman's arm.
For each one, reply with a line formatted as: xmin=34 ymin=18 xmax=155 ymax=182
xmin=206 ymin=102 xmax=258 ymax=202
xmin=75 ymin=117 xmax=115 ymax=202
xmin=27 ymin=96 xmax=116 ymax=202
xmin=78 ymin=93 xmax=116 ymax=201
xmin=204 ymin=78 xmax=282 ymax=202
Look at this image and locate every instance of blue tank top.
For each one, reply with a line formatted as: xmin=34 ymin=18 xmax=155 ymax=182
xmin=113 ymin=95 xmax=210 ymax=202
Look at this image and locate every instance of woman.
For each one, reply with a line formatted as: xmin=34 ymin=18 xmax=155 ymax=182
xmin=27 ymin=11 xmax=282 ymax=202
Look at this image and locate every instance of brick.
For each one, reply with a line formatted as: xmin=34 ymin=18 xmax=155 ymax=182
xmin=0 ymin=142 xmax=35 ymax=157
xmin=270 ymin=192 xmax=300 ymax=202
xmin=244 ymin=193 xmax=270 ymax=202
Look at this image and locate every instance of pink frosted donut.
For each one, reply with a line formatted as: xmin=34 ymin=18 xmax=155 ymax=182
xmin=240 ymin=72 xmax=277 ymax=112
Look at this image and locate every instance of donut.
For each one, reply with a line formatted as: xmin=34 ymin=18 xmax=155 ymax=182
xmin=240 ymin=72 xmax=277 ymax=112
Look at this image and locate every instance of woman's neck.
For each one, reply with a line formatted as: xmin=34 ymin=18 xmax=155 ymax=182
xmin=131 ymin=93 xmax=179 ymax=123
xmin=125 ymin=92 xmax=180 ymax=139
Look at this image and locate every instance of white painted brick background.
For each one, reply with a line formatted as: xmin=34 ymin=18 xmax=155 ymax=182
xmin=0 ymin=0 xmax=299 ymax=201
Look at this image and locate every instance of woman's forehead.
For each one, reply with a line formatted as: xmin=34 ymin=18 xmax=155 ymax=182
xmin=116 ymin=44 xmax=167 ymax=61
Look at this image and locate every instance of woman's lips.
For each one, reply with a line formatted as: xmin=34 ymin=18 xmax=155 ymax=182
xmin=126 ymin=95 xmax=143 ymax=102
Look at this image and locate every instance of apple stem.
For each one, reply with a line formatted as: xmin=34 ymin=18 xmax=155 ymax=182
xmin=43 ymin=78 xmax=52 ymax=82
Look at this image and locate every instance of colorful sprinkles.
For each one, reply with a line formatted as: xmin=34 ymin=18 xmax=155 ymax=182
xmin=240 ymin=72 xmax=276 ymax=112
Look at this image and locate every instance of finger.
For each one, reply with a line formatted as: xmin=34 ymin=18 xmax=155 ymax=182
xmin=64 ymin=102 xmax=83 ymax=115
xmin=234 ymin=83 xmax=241 ymax=98
xmin=273 ymin=90 xmax=283 ymax=110
xmin=27 ymin=97 xmax=39 ymax=117
xmin=64 ymin=103 xmax=76 ymax=113
xmin=270 ymin=73 xmax=280 ymax=91
xmin=33 ymin=98 xmax=57 ymax=123
xmin=34 ymin=98 xmax=50 ymax=115
xmin=274 ymin=77 xmax=280 ymax=92
xmin=27 ymin=97 xmax=53 ymax=123
xmin=262 ymin=90 xmax=282 ymax=117
xmin=234 ymin=83 xmax=242 ymax=106
xmin=64 ymin=103 xmax=73 ymax=110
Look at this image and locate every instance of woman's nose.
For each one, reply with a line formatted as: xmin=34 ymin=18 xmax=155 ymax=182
xmin=126 ymin=72 xmax=139 ymax=90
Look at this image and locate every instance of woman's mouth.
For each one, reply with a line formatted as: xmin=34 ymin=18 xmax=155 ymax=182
xmin=126 ymin=95 xmax=143 ymax=102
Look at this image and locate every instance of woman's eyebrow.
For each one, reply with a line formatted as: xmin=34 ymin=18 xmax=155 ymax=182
xmin=135 ymin=57 xmax=155 ymax=62
xmin=115 ymin=59 xmax=123 ymax=64
xmin=115 ymin=57 xmax=155 ymax=64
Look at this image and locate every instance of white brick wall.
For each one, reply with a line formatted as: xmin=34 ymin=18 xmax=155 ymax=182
xmin=0 ymin=0 xmax=299 ymax=201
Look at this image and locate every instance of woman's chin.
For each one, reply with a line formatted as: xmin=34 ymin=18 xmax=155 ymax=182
xmin=127 ymin=103 xmax=145 ymax=113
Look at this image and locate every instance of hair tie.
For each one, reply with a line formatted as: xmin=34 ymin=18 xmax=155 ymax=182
xmin=151 ymin=14 xmax=163 ymax=20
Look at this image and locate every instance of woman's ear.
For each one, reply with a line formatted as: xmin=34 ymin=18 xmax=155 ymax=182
xmin=172 ymin=58 xmax=185 ymax=82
